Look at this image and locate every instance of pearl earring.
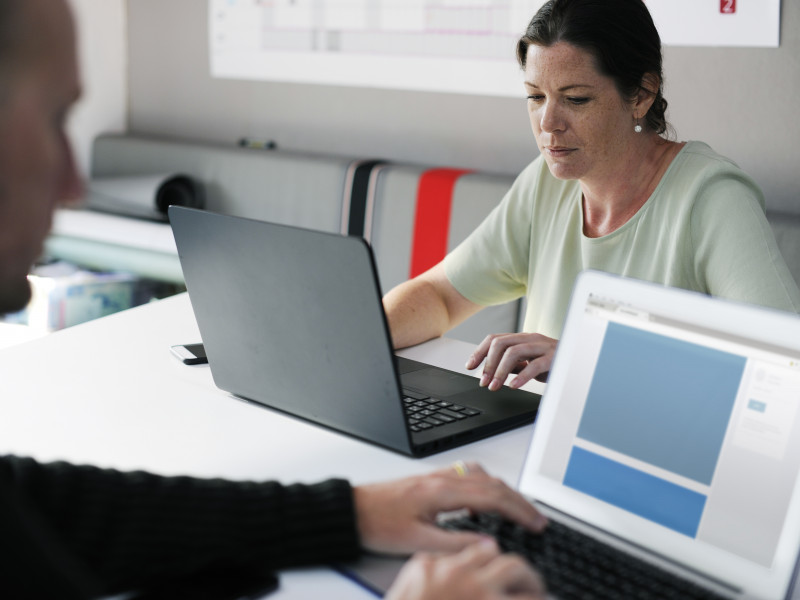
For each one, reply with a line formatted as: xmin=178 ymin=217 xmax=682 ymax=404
xmin=634 ymin=118 xmax=643 ymax=133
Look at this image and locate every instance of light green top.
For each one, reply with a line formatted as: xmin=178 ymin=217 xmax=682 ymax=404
xmin=444 ymin=141 xmax=800 ymax=338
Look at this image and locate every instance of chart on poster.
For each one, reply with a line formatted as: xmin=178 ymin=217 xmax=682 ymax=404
xmin=209 ymin=0 xmax=781 ymax=97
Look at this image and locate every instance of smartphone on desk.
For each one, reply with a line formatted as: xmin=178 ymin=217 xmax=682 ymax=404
xmin=170 ymin=343 xmax=208 ymax=365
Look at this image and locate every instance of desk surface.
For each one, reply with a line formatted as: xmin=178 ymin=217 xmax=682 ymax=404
xmin=0 ymin=293 xmax=544 ymax=598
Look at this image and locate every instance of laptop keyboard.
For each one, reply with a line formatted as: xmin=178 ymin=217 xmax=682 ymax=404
xmin=402 ymin=389 xmax=482 ymax=433
xmin=440 ymin=513 xmax=732 ymax=600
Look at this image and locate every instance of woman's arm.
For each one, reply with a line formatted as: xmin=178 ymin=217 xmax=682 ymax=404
xmin=383 ymin=263 xmax=483 ymax=349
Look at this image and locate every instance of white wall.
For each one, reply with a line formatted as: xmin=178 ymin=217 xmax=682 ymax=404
xmin=66 ymin=0 xmax=127 ymax=177
xmin=126 ymin=1 xmax=800 ymax=213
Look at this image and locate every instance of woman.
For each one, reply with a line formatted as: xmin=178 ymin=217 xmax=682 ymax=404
xmin=384 ymin=0 xmax=800 ymax=391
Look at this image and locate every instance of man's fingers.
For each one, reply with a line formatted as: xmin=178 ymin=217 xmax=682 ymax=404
xmin=404 ymin=524 xmax=492 ymax=554
xmin=431 ymin=476 xmax=547 ymax=534
xmin=477 ymin=553 xmax=547 ymax=596
xmin=440 ymin=461 xmax=488 ymax=480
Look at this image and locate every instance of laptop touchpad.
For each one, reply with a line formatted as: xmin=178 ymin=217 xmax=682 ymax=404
xmin=402 ymin=368 xmax=477 ymax=397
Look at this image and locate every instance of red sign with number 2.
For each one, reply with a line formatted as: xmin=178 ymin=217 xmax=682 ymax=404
xmin=721 ymin=0 xmax=736 ymax=13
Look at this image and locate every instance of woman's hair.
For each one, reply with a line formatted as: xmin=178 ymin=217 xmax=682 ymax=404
xmin=517 ymin=0 xmax=668 ymax=135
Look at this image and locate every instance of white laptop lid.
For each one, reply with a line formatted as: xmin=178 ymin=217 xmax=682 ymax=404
xmin=519 ymin=270 xmax=800 ymax=599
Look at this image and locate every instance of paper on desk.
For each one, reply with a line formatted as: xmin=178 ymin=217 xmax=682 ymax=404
xmin=87 ymin=174 xmax=204 ymax=222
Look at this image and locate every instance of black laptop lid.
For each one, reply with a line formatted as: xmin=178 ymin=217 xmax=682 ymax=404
xmin=169 ymin=206 xmax=412 ymax=454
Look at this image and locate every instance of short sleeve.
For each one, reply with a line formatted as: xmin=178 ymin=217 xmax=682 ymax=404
xmin=443 ymin=160 xmax=542 ymax=306
xmin=690 ymin=169 xmax=800 ymax=313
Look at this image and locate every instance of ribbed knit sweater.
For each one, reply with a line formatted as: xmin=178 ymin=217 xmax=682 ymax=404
xmin=0 ymin=455 xmax=361 ymax=598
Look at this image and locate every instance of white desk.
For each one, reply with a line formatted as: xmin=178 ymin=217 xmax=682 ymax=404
xmin=0 ymin=293 xmax=544 ymax=598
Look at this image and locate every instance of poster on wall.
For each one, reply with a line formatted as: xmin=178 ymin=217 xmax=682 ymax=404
xmin=209 ymin=0 xmax=781 ymax=98
xmin=648 ymin=0 xmax=781 ymax=47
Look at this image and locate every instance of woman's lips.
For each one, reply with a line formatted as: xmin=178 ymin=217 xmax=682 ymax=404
xmin=545 ymin=146 xmax=576 ymax=158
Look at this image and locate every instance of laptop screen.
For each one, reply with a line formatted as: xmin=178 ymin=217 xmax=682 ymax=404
xmin=519 ymin=271 xmax=800 ymax=597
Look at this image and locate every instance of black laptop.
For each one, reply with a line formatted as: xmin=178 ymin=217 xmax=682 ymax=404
xmin=169 ymin=206 xmax=540 ymax=457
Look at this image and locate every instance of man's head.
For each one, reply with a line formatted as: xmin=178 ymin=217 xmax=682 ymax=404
xmin=0 ymin=0 xmax=82 ymax=314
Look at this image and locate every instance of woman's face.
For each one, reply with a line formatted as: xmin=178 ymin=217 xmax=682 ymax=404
xmin=524 ymin=42 xmax=637 ymax=184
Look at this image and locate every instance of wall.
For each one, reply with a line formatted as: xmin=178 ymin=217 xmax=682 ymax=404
xmin=127 ymin=1 xmax=799 ymax=212
xmin=66 ymin=0 xmax=127 ymax=176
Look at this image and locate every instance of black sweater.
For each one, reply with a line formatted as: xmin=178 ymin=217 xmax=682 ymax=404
xmin=0 ymin=455 xmax=361 ymax=598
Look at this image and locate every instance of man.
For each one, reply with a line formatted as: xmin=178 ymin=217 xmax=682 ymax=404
xmin=0 ymin=1 xmax=546 ymax=598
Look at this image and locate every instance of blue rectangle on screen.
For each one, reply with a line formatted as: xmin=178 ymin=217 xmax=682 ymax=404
xmin=576 ymin=322 xmax=745 ymax=485
xmin=564 ymin=446 xmax=707 ymax=538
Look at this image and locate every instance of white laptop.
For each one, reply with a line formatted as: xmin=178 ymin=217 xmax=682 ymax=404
xmin=343 ymin=271 xmax=800 ymax=598
xmin=513 ymin=270 xmax=800 ymax=599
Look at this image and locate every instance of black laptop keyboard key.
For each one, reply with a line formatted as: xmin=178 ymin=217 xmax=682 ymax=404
xmin=402 ymin=390 xmax=482 ymax=430
xmin=440 ymin=513 xmax=731 ymax=600
xmin=439 ymin=409 xmax=467 ymax=420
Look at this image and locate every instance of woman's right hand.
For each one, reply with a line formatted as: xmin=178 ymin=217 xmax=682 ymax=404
xmin=466 ymin=333 xmax=558 ymax=391
xmin=385 ymin=540 xmax=546 ymax=600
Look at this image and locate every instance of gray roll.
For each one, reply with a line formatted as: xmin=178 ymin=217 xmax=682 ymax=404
xmin=87 ymin=174 xmax=204 ymax=221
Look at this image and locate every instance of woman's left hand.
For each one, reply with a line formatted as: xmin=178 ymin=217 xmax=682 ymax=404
xmin=466 ymin=333 xmax=558 ymax=391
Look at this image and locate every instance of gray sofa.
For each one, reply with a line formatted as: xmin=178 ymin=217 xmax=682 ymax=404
xmin=46 ymin=133 xmax=800 ymax=344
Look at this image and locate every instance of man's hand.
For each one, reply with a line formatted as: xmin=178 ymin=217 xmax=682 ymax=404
xmin=385 ymin=539 xmax=546 ymax=600
xmin=353 ymin=462 xmax=546 ymax=555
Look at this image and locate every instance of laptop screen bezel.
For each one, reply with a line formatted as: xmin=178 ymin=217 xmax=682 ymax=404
xmin=519 ymin=270 xmax=800 ymax=598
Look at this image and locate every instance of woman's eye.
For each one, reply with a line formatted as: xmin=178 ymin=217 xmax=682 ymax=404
xmin=568 ymin=97 xmax=590 ymax=105
xmin=526 ymin=95 xmax=544 ymax=103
